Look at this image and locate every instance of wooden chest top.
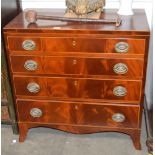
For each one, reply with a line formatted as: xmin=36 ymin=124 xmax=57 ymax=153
xmin=4 ymin=9 xmax=150 ymax=35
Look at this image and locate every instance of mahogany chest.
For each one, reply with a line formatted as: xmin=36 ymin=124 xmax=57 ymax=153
xmin=3 ymin=9 xmax=150 ymax=150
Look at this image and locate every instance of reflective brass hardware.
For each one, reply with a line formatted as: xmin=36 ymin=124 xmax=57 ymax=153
xmin=30 ymin=108 xmax=42 ymax=118
xmin=113 ymin=86 xmax=127 ymax=97
xmin=113 ymin=63 xmax=128 ymax=74
xmin=72 ymin=40 xmax=76 ymax=46
xmin=24 ymin=60 xmax=38 ymax=71
xmin=115 ymin=42 xmax=129 ymax=53
xmin=73 ymin=59 xmax=77 ymax=65
xmin=22 ymin=40 xmax=36 ymax=51
xmin=74 ymin=80 xmax=78 ymax=86
xmin=27 ymin=82 xmax=40 ymax=93
xmin=75 ymin=105 xmax=78 ymax=110
xmin=112 ymin=113 xmax=125 ymax=122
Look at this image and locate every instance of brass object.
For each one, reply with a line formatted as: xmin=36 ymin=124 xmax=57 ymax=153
xmin=75 ymin=105 xmax=78 ymax=110
xmin=74 ymin=80 xmax=78 ymax=86
xmin=30 ymin=108 xmax=42 ymax=118
xmin=113 ymin=63 xmax=128 ymax=74
xmin=73 ymin=59 xmax=77 ymax=64
xmin=113 ymin=86 xmax=127 ymax=97
xmin=22 ymin=40 xmax=36 ymax=51
xmin=65 ymin=0 xmax=105 ymax=19
xmin=72 ymin=40 xmax=76 ymax=46
xmin=115 ymin=42 xmax=129 ymax=53
xmin=27 ymin=82 xmax=40 ymax=93
xmin=112 ymin=113 xmax=125 ymax=122
xmin=24 ymin=60 xmax=38 ymax=71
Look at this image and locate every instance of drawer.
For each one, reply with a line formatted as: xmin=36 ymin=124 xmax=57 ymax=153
xmin=14 ymin=76 xmax=142 ymax=102
xmin=17 ymin=100 xmax=140 ymax=128
xmin=17 ymin=100 xmax=76 ymax=124
xmin=7 ymin=36 xmax=145 ymax=55
xmin=76 ymin=103 xmax=140 ymax=128
xmin=7 ymin=37 xmax=42 ymax=52
xmin=10 ymin=56 xmax=144 ymax=77
xmin=43 ymin=38 xmax=145 ymax=54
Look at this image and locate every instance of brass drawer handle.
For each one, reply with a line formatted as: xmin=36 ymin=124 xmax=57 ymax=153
xmin=24 ymin=60 xmax=38 ymax=71
xmin=30 ymin=108 xmax=42 ymax=118
xmin=112 ymin=113 xmax=125 ymax=122
xmin=113 ymin=86 xmax=127 ymax=97
xmin=27 ymin=82 xmax=40 ymax=93
xmin=115 ymin=42 xmax=129 ymax=53
xmin=72 ymin=40 xmax=76 ymax=46
xmin=22 ymin=40 xmax=36 ymax=50
xmin=113 ymin=63 xmax=128 ymax=74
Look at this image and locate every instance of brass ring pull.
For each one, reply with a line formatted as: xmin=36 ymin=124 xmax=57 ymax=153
xmin=24 ymin=60 xmax=38 ymax=71
xmin=30 ymin=108 xmax=42 ymax=118
xmin=113 ymin=86 xmax=127 ymax=97
xmin=115 ymin=42 xmax=129 ymax=53
xmin=113 ymin=63 xmax=128 ymax=74
xmin=112 ymin=113 xmax=125 ymax=122
xmin=27 ymin=82 xmax=40 ymax=93
xmin=22 ymin=40 xmax=36 ymax=51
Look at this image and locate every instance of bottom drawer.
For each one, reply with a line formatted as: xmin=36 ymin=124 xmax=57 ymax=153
xmin=17 ymin=100 xmax=140 ymax=128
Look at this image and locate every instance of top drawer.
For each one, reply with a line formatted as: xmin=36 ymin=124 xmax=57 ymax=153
xmin=7 ymin=36 xmax=145 ymax=55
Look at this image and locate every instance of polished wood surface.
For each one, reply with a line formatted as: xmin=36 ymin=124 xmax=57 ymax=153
xmin=13 ymin=76 xmax=142 ymax=103
xmin=3 ymin=9 xmax=150 ymax=150
xmin=10 ymin=56 xmax=144 ymax=77
xmin=17 ymin=100 xmax=140 ymax=128
xmin=4 ymin=9 xmax=149 ymax=35
xmin=7 ymin=36 xmax=145 ymax=55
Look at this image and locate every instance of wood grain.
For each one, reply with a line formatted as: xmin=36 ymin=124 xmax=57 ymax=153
xmin=17 ymin=100 xmax=140 ymax=128
xmin=13 ymin=76 xmax=142 ymax=102
xmin=3 ymin=9 xmax=150 ymax=150
xmin=7 ymin=36 xmax=145 ymax=55
xmin=10 ymin=56 xmax=144 ymax=78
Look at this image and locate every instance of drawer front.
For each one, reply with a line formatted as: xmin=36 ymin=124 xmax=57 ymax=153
xmin=14 ymin=76 xmax=142 ymax=102
xmin=17 ymin=100 xmax=140 ymax=128
xmin=106 ymin=39 xmax=145 ymax=54
xmin=7 ymin=37 xmax=42 ymax=52
xmin=17 ymin=100 xmax=76 ymax=124
xmin=7 ymin=36 xmax=145 ymax=54
xmin=10 ymin=56 xmax=144 ymax=77
xmin=76 ymin=103 xmax=140 ymax=128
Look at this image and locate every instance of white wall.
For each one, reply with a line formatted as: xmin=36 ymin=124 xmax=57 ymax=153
xmin=21 ymin=0 xmax=152 ymax=28
xmin=21 ymin=0 xmax=153 ymax=106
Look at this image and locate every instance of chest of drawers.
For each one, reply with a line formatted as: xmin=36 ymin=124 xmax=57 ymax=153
xmin=3 ymin=9 xmax=150 ymax=150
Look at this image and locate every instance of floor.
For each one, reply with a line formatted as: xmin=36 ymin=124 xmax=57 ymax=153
xmin=2 ymin=116 xmax=148 ymax=155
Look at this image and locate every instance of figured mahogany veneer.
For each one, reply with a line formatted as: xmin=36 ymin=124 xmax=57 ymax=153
xmin=3 ymin=9 xmax=150 ymax=150
xmin=10 ymin=56 xmax=144 ymax=78
xmin=17 ymin=100 xmax=140 ymax=128
xmin=7 ymin=36 xmax=145 ymax=55
xmin=13 ymin=76 xmax=142 ymax=102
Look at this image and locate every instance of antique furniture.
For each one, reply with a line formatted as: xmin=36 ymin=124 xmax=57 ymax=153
xmin=3 ymin=9 xmax=150 ymax=150
xmin=1 ymin=0 xmax=21 ymax=134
